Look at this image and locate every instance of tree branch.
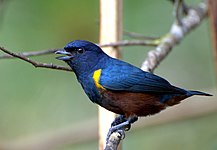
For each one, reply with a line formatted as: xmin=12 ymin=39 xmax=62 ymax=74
xmin=0 ymin=47 xmax=72 ymax=72
xmin=104 ymin=132 xmax=123 ymax=150
xmin=124 ymin=31 xmax=160 ymax=40
xmin=99 ymin=40 xmax=158 ymax=47
xmin=141 ymin=0 xmax=208 ymax=72
xmin=0 ymin=40 xmax=158 ymax=60
xmin=0 ymin=48 xmax=58 ymax=59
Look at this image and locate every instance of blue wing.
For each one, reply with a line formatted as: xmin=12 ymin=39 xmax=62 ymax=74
xmin=99 ymin=58 xmax=185 ymax=94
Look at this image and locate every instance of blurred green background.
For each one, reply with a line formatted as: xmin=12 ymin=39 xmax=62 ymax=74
xmin=0 ymin=0 xmax=216 ymax=150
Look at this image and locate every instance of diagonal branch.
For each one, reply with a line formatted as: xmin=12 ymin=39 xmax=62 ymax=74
xmin=0 ymin=48 xmax=58 ymax=59
xmin=141 ymin=0 xmax=208 ymax=72
xmin=0 ymin=47 xmax=72 ymax=72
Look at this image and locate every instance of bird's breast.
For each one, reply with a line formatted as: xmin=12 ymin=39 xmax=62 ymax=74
xmin=77 ymin=72 xmax=104 ymax=104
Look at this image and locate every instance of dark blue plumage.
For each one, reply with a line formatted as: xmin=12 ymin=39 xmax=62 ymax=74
xmin=56 ymin=40 xmax=211 ymax=120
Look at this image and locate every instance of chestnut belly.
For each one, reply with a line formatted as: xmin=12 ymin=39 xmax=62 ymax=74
xmin=99 ymin=90 xmax=187 ymax=117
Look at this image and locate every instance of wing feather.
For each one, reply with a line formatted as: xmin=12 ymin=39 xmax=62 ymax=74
xmin=99 ymin=59 xmax=185 ymax=94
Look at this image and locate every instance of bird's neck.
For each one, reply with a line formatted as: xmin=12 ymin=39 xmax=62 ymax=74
xmin=70 ymin=57 xmax=106 ymax=80
xmin=68 ymin=54 xmax=108 ymax=79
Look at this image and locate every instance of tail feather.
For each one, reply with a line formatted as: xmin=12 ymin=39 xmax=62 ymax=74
xmin=188 ymin=90 xmax=212 ymax=96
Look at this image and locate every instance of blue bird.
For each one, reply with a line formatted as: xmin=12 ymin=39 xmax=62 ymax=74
xmin=56 ymin=40 xmax=212 ymax=136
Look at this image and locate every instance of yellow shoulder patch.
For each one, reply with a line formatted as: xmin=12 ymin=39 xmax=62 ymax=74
xmin=92 ymin=69 xmax=106 ymax=90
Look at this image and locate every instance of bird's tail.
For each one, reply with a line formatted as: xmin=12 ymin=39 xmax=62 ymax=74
xmin=188 ymin=90 xmax=212 ymax=96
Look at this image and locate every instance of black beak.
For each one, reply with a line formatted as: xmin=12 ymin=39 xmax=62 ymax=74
xmin=55 ymin=49 xmax=73 ymax=61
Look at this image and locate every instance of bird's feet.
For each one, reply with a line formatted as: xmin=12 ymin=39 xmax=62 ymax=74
xmin=106 ymin=115 xmax=138 ymax=142
xmin=111 ymin=115 xmax=130 ymax=130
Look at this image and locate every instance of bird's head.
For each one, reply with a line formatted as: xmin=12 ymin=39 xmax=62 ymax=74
xmin=56 ymin=40 xmax=106 ymax=74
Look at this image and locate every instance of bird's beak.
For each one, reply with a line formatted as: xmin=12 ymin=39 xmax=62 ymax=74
xmin=55 ymin=49 xmax=73 ymax=61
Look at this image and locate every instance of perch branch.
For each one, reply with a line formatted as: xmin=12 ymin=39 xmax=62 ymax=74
xmin=104 ymin=132 xmax=123 ymax=150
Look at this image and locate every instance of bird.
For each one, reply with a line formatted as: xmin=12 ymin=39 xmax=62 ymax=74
xmin=55 ymin=40 xmax=212 ymax=138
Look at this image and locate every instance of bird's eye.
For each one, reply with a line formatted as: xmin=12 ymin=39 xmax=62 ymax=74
xmin=77 ymin=48 xmax=84 ymax=54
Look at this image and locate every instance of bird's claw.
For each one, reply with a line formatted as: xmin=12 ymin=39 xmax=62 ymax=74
xmin=106 ymin=115 xmax=138 ymax=142
xmin=111 ymin=115 xmax=127 ymax=127
xmin=111 ymin=115 xmax=131 ymax=131
xmin=124 ymin=124 xmax=131 ymax=131
xmin=106 ymin=127 xmax=115 ymax=142
xmin=106 ymin=121 xmax=131 ymax=142
xmin=117 ymin=129 xmax=125 ymax=140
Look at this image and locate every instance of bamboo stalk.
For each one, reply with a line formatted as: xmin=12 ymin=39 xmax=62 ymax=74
xmin=208 ymin=0 xmax=217 ymax=74
xmin=99 ymin=0 xmax=123 ymax=149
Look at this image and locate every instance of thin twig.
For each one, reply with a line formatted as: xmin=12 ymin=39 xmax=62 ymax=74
xmin=99 ymin=40 xmax=158 ymax=47
xmin=0 ymin=48 xmax=58 ymax=59
xmin=0 ymin=47 xmax=72 ymax=72
xmin=0 ymin=40 xmax=158 ymax=60
xmin=174 ymin=0 xmax=183 ymax=26
xmin=124 ymin=31 xmax=159 ymax=40
xmin=169 ymin=0 xmax=189 ymax=15
xmin=181 ymin=0 xmax=189 ymax=15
